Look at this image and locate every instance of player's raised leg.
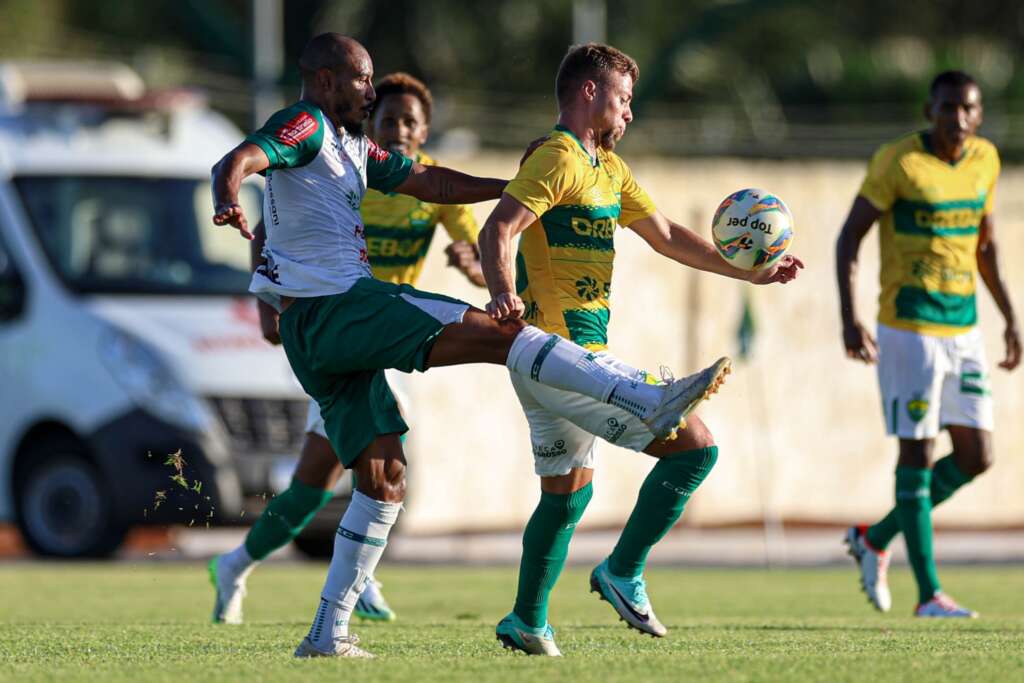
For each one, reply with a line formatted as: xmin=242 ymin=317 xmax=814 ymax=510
xmin=592 ymin=413 xmax=719 ymax=637
xmin=210 ymin=420 xmax=339 ymax=624
xmin=427 ymin=307 xmax=730 ymax=441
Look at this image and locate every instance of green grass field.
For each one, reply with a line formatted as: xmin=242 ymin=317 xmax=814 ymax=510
xmin=2 ymin=563 xmax=1023 ymax=682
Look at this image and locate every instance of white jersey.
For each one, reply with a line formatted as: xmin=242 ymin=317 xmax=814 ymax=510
xmin=244 ymin=101 xmax=412 ymax=299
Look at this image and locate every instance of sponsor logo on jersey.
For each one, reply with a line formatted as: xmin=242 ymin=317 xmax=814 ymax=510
xmin=533 ymin=439 xmax=568 ymax=458
xmin=274 ymin=111 xmax=318 ymax=147
xmin=367 ymin=140 xmax=391 ymax=163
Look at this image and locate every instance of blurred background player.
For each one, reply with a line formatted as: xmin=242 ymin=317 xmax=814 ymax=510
xmin=210 ymin=71 xmax=487 ymax=626
xmin=837 ymin=70 xmax=1020 ymax=618
xmin=479 ymin=43 xmax=803 ymax=655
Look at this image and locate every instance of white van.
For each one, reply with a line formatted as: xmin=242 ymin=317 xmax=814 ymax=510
xmin=0 ymin=63 xmax=316 ymax=557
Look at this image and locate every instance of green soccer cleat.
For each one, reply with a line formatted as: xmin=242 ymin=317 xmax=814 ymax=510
xmin=590 ymin=559 xmax=667 ymax=637
xmin=495 ymin=612 xmax=562 ymax=656
xmin=354 ymin=578 xmax=396 ymax=622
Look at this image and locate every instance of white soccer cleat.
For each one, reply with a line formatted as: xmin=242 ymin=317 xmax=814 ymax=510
xmin=643 ymin=357 xmax=731 ymax=441
xmin=294 ymin=634 xmax=375 ymax=658
xmin=844 ymin=525 xmax=892 ymax=612
xmin=495 ymin=612 xmax=562 ymax=656
xmin=355 ymin=577 xmax=396 ymax=622
xmin=915 ymin=593 xmax=978 ymax=618
xmin=589 ymin=559 xmax=668 ymax=638
xmin=209 ymin=555 xmax=251 ymax=625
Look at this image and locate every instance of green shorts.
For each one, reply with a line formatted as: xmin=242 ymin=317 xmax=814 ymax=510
xmin=279 ymin=277 xmax=469 ymax=466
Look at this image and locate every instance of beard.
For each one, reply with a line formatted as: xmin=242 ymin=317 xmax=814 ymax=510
xmin=342 ymin=120 xmax=365 ymax=136
xmin=599 ymin=129 xmax=619 ymax=150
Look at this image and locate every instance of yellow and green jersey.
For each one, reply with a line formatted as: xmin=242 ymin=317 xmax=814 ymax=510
xmin=505 ymin=125 xmax=657 ymax=350
xmin=859 ymin=131 xmax=999 ymax=336
xmin=362 ymin=151 xmax=479 ymax=286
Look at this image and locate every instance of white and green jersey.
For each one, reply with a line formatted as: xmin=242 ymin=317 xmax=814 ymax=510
xmin=244 ymin=101 xmax=413 ymax=298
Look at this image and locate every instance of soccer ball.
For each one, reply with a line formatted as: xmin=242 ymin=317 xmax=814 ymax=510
xmin=711 ymin=188 xmax=794 ymax=271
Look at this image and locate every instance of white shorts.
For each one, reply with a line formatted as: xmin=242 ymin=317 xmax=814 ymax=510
xmin=304 ymin=369 xmax=410 ymax=439
xmin=510 ymin=355 xmax=657 ymax=477
xmin=876 ymin=323 xmax=994 ymax=439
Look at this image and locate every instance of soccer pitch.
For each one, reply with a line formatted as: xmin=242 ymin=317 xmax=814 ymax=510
xmin=2 ymin=564 xmax=1022 ymax=682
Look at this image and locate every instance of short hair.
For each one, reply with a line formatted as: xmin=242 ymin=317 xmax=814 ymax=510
xmin=372 ymin=72 xmax=433 ymax=123
xmin=929 ymin=70 xmax=978 ymax=97
xmin=298 ymin=33 xmax=365 ymax=81
xmin=555 ymin=43 xmax=639 ymax=106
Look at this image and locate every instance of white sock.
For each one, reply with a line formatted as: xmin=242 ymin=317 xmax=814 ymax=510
xmin=506 ymin=326 xmax=662 ymax=418
xmin=307 ymin=491 xmax=401 ymax=648
xmin=219 ymin=544 xmax=256 ymax=584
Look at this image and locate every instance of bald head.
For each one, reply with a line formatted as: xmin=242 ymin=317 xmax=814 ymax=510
xmin=299 ymin=33 xmax=369 ymax=82
xmin=297 ymin=33 xmax=376 ymax=135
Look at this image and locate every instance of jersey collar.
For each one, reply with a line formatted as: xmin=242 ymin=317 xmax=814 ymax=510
xmin=554 ymin=124 xmax=600 ymax=168
xmin=919 ymin=131 xmax=967 ymax=167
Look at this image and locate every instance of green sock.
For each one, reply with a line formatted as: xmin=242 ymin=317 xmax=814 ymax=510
xmin=865 ymin=455 xmax=973 ymax=551
xmin=512 ymin=483 xmax=593 ymax=628
xmin=244 ymin=478 xmax=334 ymax=560
xmin=893 ymin=466 xmax=942 ymax=603
xmin=608 ymin=446 xmax=718 ymax=578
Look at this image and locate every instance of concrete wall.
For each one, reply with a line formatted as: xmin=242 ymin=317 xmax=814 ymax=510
xmin=397 ymin=154 xmax=1024 ymax=534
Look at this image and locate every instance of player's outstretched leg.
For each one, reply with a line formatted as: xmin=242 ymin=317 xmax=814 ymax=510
xmin=592 ymin=417 xmax=718 ymax=637
xmin=428 ymin=310 xmax=730 ymax=442
xmin=210 ymin=429 xmax=338 ymax=624
xmin=294 ymin=435 xmax=404 ymax=658
xmin=498 ymin=474 xmax=592 ymax=656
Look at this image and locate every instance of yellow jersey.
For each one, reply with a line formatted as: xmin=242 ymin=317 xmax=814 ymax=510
xmin=362 ymin=151 xmax=479 ymax=286
xmin=859 ymin=131 xmax=999 ymax=336
xmin=505 ymin=125 xmax=657 ymax=350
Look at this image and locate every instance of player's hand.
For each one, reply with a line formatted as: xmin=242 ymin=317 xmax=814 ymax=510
xmin=445 ymin=241 xmax=479 ymax=270
xmin=748 ymin=254 xmax=804 ymax=285
xmin=257 ymin=299 xmax=282 ymax=345
xmin=519 ymin=136 xmax=548 ymax=167
xmin=212 ymin=202 xmax=254 ymax=241
xmin=999 ymin=322 xmax=1021 ymax=370
xmin=486 ymin=292 xmax=525 ymax=320
xmin=842 ymin=319 xmax=878 ymax=364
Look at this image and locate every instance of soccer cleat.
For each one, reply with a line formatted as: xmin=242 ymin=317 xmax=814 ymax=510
xmin=209 ymin=555 xmax=250 ymax=625
xmin=844 ymin=525 xmax=892 ymax=612
xmin=495 ymin=612 xmax=562 ymax=656
xmin=294 ymin=634 xmax=375 ymax=658
xmin=355 ymin=578 xmax=396 ymax=622
xmin=644 ymin=357 xmax=731 ymax=441
xmin=915 ymin=593 xmax=978 ymax=618
xmin=589 ymin=559 xmax=667 ymax=637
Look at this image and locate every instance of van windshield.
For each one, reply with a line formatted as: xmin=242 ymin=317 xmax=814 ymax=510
xmin=13 ymin=176 xmax=262 ymax=295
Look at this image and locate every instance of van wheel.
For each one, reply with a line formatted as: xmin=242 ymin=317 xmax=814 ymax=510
xmin=15 ymin=436 xmax=127 ymax=558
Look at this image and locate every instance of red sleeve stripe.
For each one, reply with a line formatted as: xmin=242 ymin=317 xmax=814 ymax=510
xmin=367 ymin=139 xmax=391 ymax=163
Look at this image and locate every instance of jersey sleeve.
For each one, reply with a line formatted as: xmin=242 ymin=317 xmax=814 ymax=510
xmin=437 ymin=203 xmax=480 ymax=243
xmin=983 ymin=143 xmax=1001 ymax=215
xmin=366 ymin=140 xmax=413 ymax=193
xmin=244 ymin=103 xmax=325 ymax=171
xmin=504 ymin=142 xmax=577 ymax=218
xmin=615 ymin=158 xmax=657 ymax=226
xmin=858 ymin=144 xmax=899 ymax=211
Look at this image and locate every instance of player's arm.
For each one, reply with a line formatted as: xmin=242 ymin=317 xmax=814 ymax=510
xmin=478 ymin=194 xmax=539 ymax=319
xmin=444 ymin=241 xmax=486 ymax=287
xmin=628 ymin=211 xmax=803 ymax=285
xmin=393 ymin=163 xmax=506 ymax=205
xmin=835 ymin=197 xmax=882 ymax=363
xmin=976 ymin=214 xmax=1020 ymax=370
xmin=249 ymin=220 xmax=281 ymax=345
xmin=211 ymin=142 xmax=270 ymax=240
xmin=439 ymin=203 xmax=487 ymax=287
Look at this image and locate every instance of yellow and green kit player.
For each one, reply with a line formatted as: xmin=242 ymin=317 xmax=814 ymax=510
xmin=479 ymin=43 xmax=803 ymax=655
xmin=837 ymin=70 xmax=1020 ymax=618
xmin=210 ymin=72 xmax=486 ymax=627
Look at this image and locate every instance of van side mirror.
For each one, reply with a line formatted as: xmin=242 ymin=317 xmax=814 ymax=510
xmin=0 ymin=257 xmax=25 ymax=321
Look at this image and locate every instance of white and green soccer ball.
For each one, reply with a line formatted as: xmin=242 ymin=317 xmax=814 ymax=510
xmin=711 ymin=188 xmax=794 ymax=271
